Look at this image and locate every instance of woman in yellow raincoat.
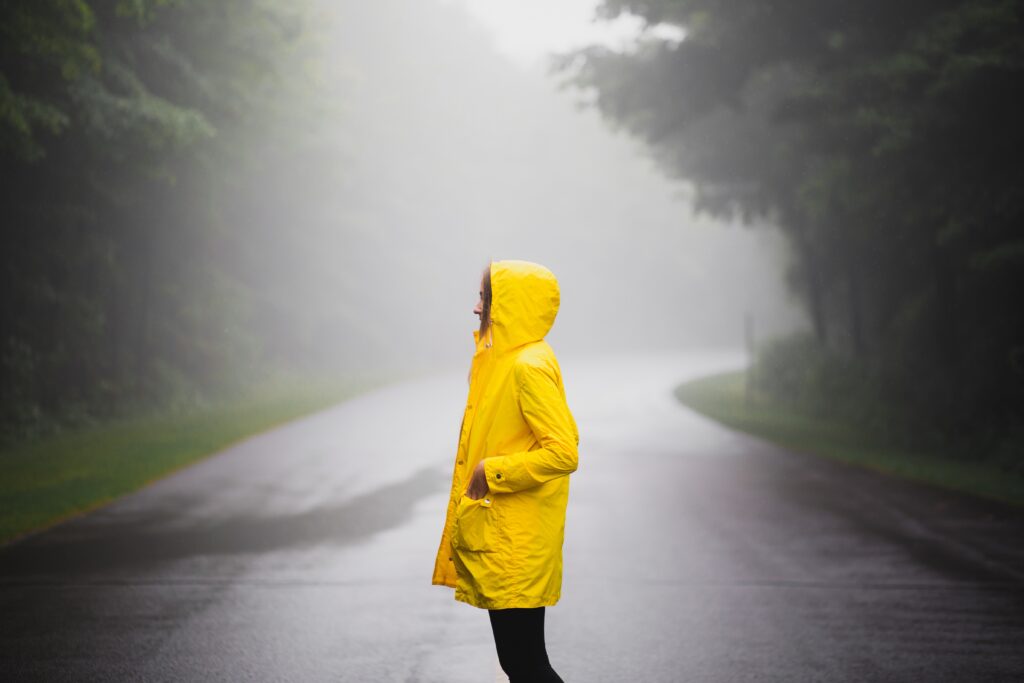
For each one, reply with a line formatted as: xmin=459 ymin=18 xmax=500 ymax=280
xmin=432 ymin=259 xmax=579 ymax=682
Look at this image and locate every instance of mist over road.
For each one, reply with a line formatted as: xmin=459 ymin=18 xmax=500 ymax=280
xmin=2 ymin=352 xmax=1022 ymax=682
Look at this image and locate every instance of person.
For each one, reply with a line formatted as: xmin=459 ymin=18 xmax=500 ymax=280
xmin=432 ymin=260 xmax=579 ymax=683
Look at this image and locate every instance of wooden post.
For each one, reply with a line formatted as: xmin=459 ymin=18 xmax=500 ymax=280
xmin=744 ymin=311 xmax=755 ymax=409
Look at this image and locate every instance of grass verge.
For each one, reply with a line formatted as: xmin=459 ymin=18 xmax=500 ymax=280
xmin=0 ymin=376 xmax=377 ymax=545
xmin=675 ymin=370 xmax=1024 ymax=506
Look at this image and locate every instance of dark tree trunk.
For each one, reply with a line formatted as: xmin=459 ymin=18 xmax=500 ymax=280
xmin=930 ymin=241 xmax=964 ymax=418
xmin=131 ymin=220 xmax=156 ymax=394
xmin=930 ymin=242 xmax=960 ymax=367
xmin=844 ymin=241 xmax=865 ymax=357
xmin=793 ymin=216 xmax=828 ymax=344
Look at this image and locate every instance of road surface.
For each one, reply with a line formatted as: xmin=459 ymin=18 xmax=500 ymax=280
xmin=2 ymin=351 xmax=1023 ymax=682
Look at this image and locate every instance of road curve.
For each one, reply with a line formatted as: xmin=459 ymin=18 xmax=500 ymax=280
xmin=1 ymin=351 xmax=1022 ymax=682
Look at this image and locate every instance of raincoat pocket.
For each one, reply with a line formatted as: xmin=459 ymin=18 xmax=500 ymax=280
xmin=453 ymin=495 xmax=494 ymax=552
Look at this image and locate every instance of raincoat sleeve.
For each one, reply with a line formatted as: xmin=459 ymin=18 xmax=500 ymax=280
xmin=483 ymin=358 xmax=579 ymax=493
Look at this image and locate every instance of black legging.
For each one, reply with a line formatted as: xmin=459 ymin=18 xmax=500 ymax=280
xmin=488 ymin=607 xmax=564 ymax=682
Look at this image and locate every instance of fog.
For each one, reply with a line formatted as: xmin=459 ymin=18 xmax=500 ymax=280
xmin=237 ymin=0 xmax=805 ymax=375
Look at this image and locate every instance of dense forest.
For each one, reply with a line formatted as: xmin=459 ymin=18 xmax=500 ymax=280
xmin=564 ymin=0 xmax=1024 ymax=465
xmin=1 ymin=0 xmax=327 ymax=439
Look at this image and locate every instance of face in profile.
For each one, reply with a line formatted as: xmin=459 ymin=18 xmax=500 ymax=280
xmin=474 ymin=277 xmax=484 ymax=323
xmin=474 ymin=267 xmax=490 ymax=334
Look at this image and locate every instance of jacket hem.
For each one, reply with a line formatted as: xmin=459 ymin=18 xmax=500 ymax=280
xmin=454 ymin=591 xmax=561 ymax=610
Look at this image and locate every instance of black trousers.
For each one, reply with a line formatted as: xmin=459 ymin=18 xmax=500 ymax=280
xmin=488 ymin=607 xmax=564 ymax=682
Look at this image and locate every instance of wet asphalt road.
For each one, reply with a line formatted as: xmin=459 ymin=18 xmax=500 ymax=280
xmin=2 ymin=351 xmax=1023 ymax=682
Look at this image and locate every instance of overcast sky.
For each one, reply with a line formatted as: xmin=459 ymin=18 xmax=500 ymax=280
xmin=445 ymin=0 xmax=657 ymax=67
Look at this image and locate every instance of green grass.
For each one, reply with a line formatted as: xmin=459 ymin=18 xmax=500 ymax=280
xmin=675 ymin=370 xmax=1024 ymax=506
xmin=0 ymin=376 xmax=378 ymax=545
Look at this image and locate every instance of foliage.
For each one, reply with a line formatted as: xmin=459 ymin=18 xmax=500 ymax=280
xmin=0 ymin=0 xmax=319 ymax=440
xmin=566 ymin=0 xmax=1024 ymax=457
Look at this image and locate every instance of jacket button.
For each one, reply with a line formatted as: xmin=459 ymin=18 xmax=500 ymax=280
xmin=457 ymin=460 xmax=464 ymax=465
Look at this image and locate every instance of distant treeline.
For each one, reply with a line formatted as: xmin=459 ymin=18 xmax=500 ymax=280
xmin=567 ymin=1 xmax=1024 ymax=460
xmin=0 ymin=0 xmax=317 ymax=439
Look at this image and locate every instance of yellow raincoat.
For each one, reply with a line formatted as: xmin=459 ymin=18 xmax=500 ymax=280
xmin=432 ymin=260 xmax=579 ymax=609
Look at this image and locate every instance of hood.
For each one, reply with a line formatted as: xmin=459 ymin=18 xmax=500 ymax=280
xmin=476 ymin=260 xmax=560 ymax=353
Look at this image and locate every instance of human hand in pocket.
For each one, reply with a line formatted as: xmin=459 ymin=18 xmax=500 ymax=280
xmin=465 ymin=461 xmax=489 ymax=500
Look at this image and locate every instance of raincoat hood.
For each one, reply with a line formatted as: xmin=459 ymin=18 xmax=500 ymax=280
xmin=477 ymin=260 xmax=561 ymax=352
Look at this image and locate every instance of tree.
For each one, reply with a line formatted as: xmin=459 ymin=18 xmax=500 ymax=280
xmin=1 ymin=0 xmax=318 ymax=438
xmin=563 ymin=0 xmax=1024 ymax=451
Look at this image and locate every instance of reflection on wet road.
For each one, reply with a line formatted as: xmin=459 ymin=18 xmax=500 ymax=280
xmin=2 ymin=351 xmax=1022 ymax=682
